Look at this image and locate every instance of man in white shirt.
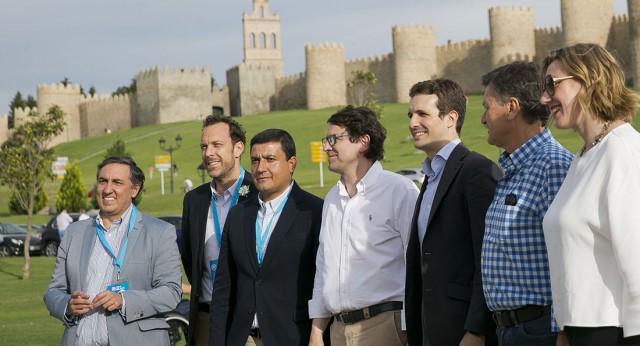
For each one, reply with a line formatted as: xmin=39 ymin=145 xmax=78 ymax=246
xmin=308 ymin=106 xmax=419 ymax=345
xmin=56 ymin=208 xmax=73 ymax=239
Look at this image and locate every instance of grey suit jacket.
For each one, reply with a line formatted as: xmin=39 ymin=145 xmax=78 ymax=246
xmin=43 ymin=209 xmax=182 ymax=346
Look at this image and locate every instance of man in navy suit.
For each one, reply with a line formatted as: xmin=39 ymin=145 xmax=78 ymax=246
xmin=181 ymin=114 xmax=257 ymax=345
xmin=210 ymin=129 xmax=324 ymax=346
xmin=404 ymin=79 xmax=502 ymax=345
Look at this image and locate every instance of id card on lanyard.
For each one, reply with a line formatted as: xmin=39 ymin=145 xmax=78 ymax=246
xmin=96 ymin=205 xmax=137 ymax=314
xmin=210 ymin=167 xmax=245 ymax=286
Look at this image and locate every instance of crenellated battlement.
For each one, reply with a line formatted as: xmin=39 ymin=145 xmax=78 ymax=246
xmin=437 ymin=39 xmax=490 ymax=53
xmin=37 ymin=83 xmax=81 ymax=94
xmin=613 ymin=13 xmax=629 ymax=24
xmin=305 ymin=42 xmax=344 ymax=51
xmin=80 ymin=93 xmax=131 ymax=105
xmin=136 ymin=65 xmax=210 ymax=84
xmin=535 ymin=25 xmax=563 ymax=35
xmin=346 ymin=53 xmax=393 ymax=66
xmin=489 ymin=5 xmax=533 ymax=15
xmin=277 ymin=72 xmax=305 ymax=84
xmin=392 ymin=24 xmax=435 ymax=34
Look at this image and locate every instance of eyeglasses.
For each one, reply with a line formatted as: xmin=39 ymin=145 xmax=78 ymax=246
xmin=321 ymin=133 xmax=350 ymax=146
xmin=544 ymin=75 xmax=575 ymax=96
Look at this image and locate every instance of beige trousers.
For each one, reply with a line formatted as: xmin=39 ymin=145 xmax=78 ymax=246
xmin=330 ymin=310 xmax=407 ymax=346
xmin=245 ymin=334 xmax=264 ymax=346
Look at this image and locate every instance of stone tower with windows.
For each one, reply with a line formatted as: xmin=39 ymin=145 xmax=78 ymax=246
xmin=227 ymin=0 xmax=284 ymax=116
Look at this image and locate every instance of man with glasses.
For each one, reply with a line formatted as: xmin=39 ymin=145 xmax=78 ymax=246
xmin=479 ymin=61 xmax=573 ymax=345
xmin=404 ymin=79 xmax=502 ymax=346
xmin=308 ymin=105 xmax=419 ymax=345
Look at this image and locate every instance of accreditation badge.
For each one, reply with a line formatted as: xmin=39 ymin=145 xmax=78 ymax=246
xmin=106 ymin=279 xmax=129 ymax=316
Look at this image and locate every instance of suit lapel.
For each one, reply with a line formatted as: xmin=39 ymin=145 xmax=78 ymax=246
xmin=196 ymin=186 xmax=212 ymax=260
xmin=80 ymin=222 xmax=97 ymax=288
xmin=244 ymin=201 xmax=261 ymax=273
xmin=121 ymin=209 xmax=143 ymax=277
xmin=426 ymin=143 xmax=467 ymax=227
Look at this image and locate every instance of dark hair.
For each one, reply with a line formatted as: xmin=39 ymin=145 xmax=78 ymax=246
xmin=409 ymin=79 xmax=467 ymax=134
xmin=327 ymin=105 xmax=386 ymax=161
xmin=202 ymin=114 xmax=246 ymax=144
xmin=250 ymin=129 xmax=296 ymax=160
xmin=542 ymin=43 xmax=638 ymax=122
xmin=481 ymin=61 xmax=550 ymax=126
xmin=97 ymin=156 xmax=145 ymax=190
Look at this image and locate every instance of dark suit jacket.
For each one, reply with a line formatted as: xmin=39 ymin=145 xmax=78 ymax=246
xmin=405 ymin=143 xmax=502 ymax=346
xmin=209 ymin=182 xmax=323 ymax=346
xmin=180 ymin=171 xmax=256 ymax=343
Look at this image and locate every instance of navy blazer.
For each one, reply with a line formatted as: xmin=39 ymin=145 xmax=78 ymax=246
xmin=209 ymin=182 xmax=323 ymax=346
xmin=405 ymin=143 xmax=502 ymax=345
xmin=180 ymin=170 xmax=257 ymax=343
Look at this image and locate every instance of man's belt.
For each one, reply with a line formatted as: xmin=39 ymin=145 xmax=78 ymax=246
xmin=197 ymin=302 xmax=210 ymax=313
xmin=334 ymin=301 xmax=403 ymax=325
xmin=492 ymin=305 xmax=551 ymax=328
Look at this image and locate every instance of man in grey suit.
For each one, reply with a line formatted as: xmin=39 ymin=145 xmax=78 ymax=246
xmin=44 ymin=156 xmax=182 ymax=346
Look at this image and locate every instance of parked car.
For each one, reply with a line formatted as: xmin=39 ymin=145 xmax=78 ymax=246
xmin=40 ymin=213 xmax=80 ymax=257
xmin=395 ymin=168 xmax=425 ymax=184
xmin=0 ymin=222 xmax=42 ymax=257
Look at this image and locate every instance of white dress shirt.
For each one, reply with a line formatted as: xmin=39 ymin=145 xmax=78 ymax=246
xmin=201 ymin=177 xmax=242 ymax=302
xmin=308 ymin=161 xmax=419 ymax=317
xmin=75 ymin=205 xmax=133 ymax=346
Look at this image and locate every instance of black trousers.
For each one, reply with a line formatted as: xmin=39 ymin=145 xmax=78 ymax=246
xmin=565 ymin=326 xmax=640 ymax=346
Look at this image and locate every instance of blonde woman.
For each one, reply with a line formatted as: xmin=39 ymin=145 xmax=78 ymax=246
xmin=540 ymin=43 xmax=640 ymax=345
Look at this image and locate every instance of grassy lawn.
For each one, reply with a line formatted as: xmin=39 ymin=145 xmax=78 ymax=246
xmin=0 ymin=256 xmax=63 ymax=345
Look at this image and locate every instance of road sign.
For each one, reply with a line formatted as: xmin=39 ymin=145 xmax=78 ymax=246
xmin=52 ymin=157 xmax=69 ymax=177
xmin=155 ymin=155 xmax=171 ymax=172
xmin=310 ymin=141 xmax=326 ymax=163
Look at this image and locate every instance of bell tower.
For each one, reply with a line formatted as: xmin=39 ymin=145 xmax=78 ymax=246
xmin=242 ymin=0 xmax=282 ymax=62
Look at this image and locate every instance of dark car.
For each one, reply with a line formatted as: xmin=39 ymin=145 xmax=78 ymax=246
xmin=40 ymin=213 xmax=80 ymax=257
xmin=0 ymin=222 xmax=42 ymax=257
xmin=157 ymin=215 xmax=183 ymax=254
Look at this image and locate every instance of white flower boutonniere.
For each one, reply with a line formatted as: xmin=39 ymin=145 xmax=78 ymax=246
xmin=238 ymin=185 xmax=250 ymax=197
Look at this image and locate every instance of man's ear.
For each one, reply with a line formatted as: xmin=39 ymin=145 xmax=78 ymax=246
xmin=446 ymin=110 xmax=458 ymax=129
xmin=506 ymin=97 xmax=521 ymax=120
xmin=234 ymin=141 xmax=245 ymax=158
xmin=359 ymin=134 xmax=370 ymax=155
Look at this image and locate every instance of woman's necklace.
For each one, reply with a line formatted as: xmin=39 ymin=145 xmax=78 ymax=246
xmin=580 ymin=120 xmax=613 ymax=156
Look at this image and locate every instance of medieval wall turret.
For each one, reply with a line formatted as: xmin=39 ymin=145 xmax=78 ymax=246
xmin=608 ymin=14 xmax=631 ymax=79
xmin=489 ymin=6 xmax=536 ymax=68
xmin=561 ymin=0 xmax=614 ymax=46
xmin=392 ymin=24 xmax=436 ymax=102
xmin=305 ymin=42 xmax=346 ymax=110
xmin=243 ymin=0 xmax=282 ymax=62
xmin=629 ymin=0 xmax=640 ymax=86
xmin=37 ymin=83 xmax=81 ymax=146
xmin=0 ymin=115 xmax=8 ymax=145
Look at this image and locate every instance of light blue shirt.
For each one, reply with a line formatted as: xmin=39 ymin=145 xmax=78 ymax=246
xmin=417 ymin=139 xmax=461 ymax=247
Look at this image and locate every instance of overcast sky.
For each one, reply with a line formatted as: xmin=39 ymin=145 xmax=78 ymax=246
xmin=0 ymin=0 xmax=628 ymax=115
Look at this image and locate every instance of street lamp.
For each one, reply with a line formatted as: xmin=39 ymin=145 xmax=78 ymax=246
xmin=158 ymin=134 xmax=182 ymax=194
xmin=197 ymin=163 xmax=207 ymax=185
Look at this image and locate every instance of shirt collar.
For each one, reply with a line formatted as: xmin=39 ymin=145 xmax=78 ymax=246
xmin=338 ymin=160 xmax=383 ymax=197
xmin=210 ymin=171 xmax=243 ymax=199
xmin=422 ymin=138 xmax=461 ymax=177
xmin=96 ymin=203 xmax=133 ymax=231
xmin=499 ymin=128 xmax=551 ymax=172
xmin=258 ymin=181 xmax=294 ymax=212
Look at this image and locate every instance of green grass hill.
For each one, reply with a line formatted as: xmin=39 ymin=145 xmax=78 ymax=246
xmin=1 ymin=95 xmax=639 ymax=225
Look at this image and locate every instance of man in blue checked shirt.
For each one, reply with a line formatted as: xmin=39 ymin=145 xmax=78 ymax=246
xmin=479 ymin=61 xmax=573 ymax=346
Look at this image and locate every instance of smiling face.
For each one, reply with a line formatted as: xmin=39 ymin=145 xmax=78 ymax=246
xmin=322 ymin=124 xmax=363 ymax=175
xmin=97 ymin=163 xmax=140 ymax=223
xmin=539 ymin=60 xmax=583 ymax=130
xmin=407 ymin=93 xmax=457 ymax=159
xmin=250 ymin=141 xmax=296 ymax=202
xmin=201 ymin=122 xmax=244 ymax=184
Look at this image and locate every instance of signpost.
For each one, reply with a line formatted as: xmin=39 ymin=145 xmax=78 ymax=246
xmin=52 ymin=157 xmax=69 ymax=179
xmin=310 ymin=141 xmax=326 ymax=187
xmin=155 ymin=155 xmax=171 ymax=195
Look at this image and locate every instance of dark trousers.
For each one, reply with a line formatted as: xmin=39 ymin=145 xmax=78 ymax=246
xmin=496 ymin=312 xmax=556 ymax=346
xmin=564 ymin=326 xmax=640 ymax=346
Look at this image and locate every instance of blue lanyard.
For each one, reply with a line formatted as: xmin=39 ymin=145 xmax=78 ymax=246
xmin=95 ymin=205 xmax=137 ymax=274
xmin=211 ymin=167 xmax=245 ymax=248
xmin=255 ymin=193 xmax=289 ymax=265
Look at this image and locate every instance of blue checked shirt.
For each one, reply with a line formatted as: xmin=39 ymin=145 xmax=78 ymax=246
xmin=481 ymin=129 xmax=572 ymax=317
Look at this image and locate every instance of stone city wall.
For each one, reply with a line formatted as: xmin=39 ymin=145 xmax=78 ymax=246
xmin=79 ymin=93 xmax=134 ymax=138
